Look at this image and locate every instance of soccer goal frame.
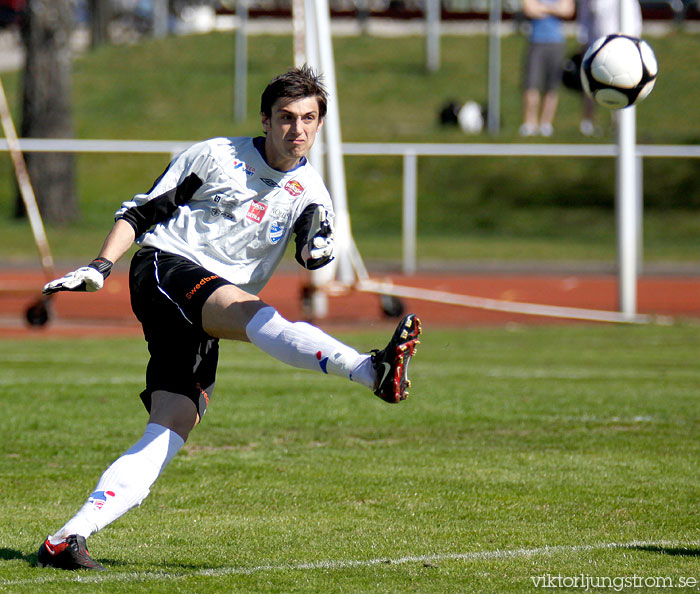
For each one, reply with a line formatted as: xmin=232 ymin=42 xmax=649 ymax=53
xmin=289 ymin=0 xmax=659 ymax=324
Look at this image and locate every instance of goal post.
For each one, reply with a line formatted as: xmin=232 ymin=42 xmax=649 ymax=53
xmin=615 ymin=0 xmax=641 ymax=320
xmin=297 ymin=0 xmax=370 ymax=318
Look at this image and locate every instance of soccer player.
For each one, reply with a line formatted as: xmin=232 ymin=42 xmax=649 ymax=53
xmin=36 ymin=65 xmax=421 ymax=571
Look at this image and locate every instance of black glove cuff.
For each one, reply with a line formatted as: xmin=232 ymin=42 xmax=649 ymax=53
xmin=88 ymin=257 xmax=113 ymax=279
xmin=305 ymin=255 xmax=334 ymax=271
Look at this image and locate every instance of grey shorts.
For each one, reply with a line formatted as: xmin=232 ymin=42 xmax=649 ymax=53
xmin=524 ymin=42 xmax=566 ymax=93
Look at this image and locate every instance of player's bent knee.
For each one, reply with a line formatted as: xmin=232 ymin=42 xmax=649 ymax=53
xmin=202 ymin=285 xmax=267 ymax=341
xmin=149 ymin=391 xmax=199 ymax=441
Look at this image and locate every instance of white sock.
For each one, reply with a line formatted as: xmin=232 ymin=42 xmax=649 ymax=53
xmin=49 ymin=423 xmax=184 ymax=543
xmin=245 ymin=306 xmax=375 ymax=388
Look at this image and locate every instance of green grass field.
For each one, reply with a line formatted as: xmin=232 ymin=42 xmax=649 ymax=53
xmin=1 ymin=31 xmax=699 ymax=265
xmin=1 ymin=324 xmax=699 ymax=592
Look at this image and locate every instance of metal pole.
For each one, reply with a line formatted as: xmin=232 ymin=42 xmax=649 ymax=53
xmin=402 ymin=151 xmax=418 ymax=274
xmin=305 ymin=0 xmax=332 ymax=318
xmin=636 ymin=153 xmax=643 ymax=272
xmin=304 ymin=0 xmax=323 ymax=175
xmin=616 ymin=0 xmax=638 ymax=318
xmin=425 ymin=0 xmax=440 ymax=73
xmin=312 ymin=0 xmax=357 ymax=285
xmin=234 ymin=0 xmax=248 ymax=122
xmin=152 ymin=0 xmax=168 ymax=38
xmin=616 ymin=109 xmax=637 ymax=318
xmin=487 ymin=0 xmax=502 ymax=135
xmin=293 ymin=0 xmax=306 ymax=67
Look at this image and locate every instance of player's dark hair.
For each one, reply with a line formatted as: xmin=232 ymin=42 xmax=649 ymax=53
xmin=260 ymin=65 xmax=328 ymax=119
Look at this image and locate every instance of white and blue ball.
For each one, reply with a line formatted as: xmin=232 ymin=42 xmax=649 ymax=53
xmin=580 ymin=34 xmax=658 ymax=110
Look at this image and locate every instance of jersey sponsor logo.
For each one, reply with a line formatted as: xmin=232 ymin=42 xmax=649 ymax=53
xmin=269 ymin=221 xmax=286 ymax=244
xmin=284 ymin=180 xmax=304 ymax=196
xmin=246 ymin=200 xmax=267 ymax=223
xmin=233 ymin=159 xmax=255 ymax=176
xmin=260 ymin=177 xmax=279 ymax=188
xmin=185 ymin=275 xmax=221 ymax=300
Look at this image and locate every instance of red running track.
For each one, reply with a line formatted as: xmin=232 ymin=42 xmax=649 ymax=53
xmin=1 ymin=269 xmax=699 ymax=338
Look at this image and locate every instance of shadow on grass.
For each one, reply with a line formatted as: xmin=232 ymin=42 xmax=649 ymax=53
xmin=628 ymin=544 xmax=700 ymax=557
xmin=0 ymin=548 xmax=28 ymax=562
xmin=1 ymin=547 xmax=115 ymax=570
xmin=0 ymin=546 xmax=215 ymax=573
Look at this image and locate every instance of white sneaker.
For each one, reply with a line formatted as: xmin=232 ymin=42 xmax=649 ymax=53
xmin=519 ymin=123 xmax=537 ymax=137
xmin=580 ymin=120 xmax=595 ymax=136
xmin=539 ymin=123 xmax=553 ymax=137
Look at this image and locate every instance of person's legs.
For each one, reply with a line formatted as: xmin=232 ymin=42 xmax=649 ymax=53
xmin=520 ymin=89 xmax=541 ymax=136
xmin=202 ymin=285 xmax=376 ymax=388
xmin=47 ymin=399 xmax=189 ymax=542
xmin=539 ymin=90 xmax=559 ymax=132
xmin=39 ymin=249 xmax=216 ymax=570
xmin=538 ymin=42 xmax=565 ymax=136
xmin=38 ymin=250 xmax=422 ymax=570
xmin=38 ymin=393 xmax=191 ymax=570
xmin=580 ymin=93 xmax=597 ymax=136
xmin=520 ymin=43 xmax=544 ymax=136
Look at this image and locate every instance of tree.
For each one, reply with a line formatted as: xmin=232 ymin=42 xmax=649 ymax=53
xmin=16 ymin=0 xmax=77 ymax=224
xmin=89 ymin=0 xmax=110 ymax=48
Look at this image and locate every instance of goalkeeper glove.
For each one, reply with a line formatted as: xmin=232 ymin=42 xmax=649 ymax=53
xmin=42 ymin=258 xmax=113 ymax=295
xmin=300 ymin=205 xmax=334 ymax=270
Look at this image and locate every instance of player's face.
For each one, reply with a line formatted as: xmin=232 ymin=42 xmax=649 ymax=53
xmin=261 ymin=96 xmax=323 ymax=172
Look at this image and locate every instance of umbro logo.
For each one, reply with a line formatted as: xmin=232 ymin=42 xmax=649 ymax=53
xmin=260 ymin=177 xmax=279 ymax=188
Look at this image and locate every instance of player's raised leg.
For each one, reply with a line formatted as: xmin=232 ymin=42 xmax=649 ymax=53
xmin=203 ymin=285 xmax=421 ymax=401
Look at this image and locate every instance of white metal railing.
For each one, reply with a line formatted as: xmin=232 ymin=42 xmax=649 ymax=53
xmin=341 ymin=142 xmax=700 ymax=274
xmin=2 ymin=138 xmax=699 ymax=275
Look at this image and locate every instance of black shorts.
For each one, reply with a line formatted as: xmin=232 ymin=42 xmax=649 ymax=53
xmin=129 ymin=247 xmax=232 ymax=419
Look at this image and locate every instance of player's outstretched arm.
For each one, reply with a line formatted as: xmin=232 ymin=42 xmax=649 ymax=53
xmin=42 ymin=219 xmax=136 ymax=295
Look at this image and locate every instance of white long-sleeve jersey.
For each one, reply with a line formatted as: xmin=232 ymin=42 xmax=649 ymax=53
xmin=116 ymin=136 xmax=334 ymax=295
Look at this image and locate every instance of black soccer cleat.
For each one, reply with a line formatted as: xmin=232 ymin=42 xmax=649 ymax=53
xmin=37 ymin=534 xmax=105 ymax=571
xmin=371 ymin=314 xmax=422 ymax=403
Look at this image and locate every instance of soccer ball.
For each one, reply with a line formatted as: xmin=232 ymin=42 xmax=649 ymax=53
xmin=580 ymin=34 xmax=658 ymax=110
xmin=457 ymin=101 xmax=484 ymax=134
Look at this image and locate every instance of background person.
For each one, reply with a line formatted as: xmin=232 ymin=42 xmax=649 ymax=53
xmin=519 ymin=0 xmax=576 ymax=137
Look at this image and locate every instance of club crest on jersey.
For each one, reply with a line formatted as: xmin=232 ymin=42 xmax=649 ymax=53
xmin=284 ymin=180 xmax=304 ymax=196
xmin=268 ymin=221 xmax=286 ymax=244
xmin=246 ymin=201 xmax=267 ymax=223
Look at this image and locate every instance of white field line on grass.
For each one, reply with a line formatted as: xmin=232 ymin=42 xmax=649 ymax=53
xmin=2 ymin=540 xmax=696 ymax=586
